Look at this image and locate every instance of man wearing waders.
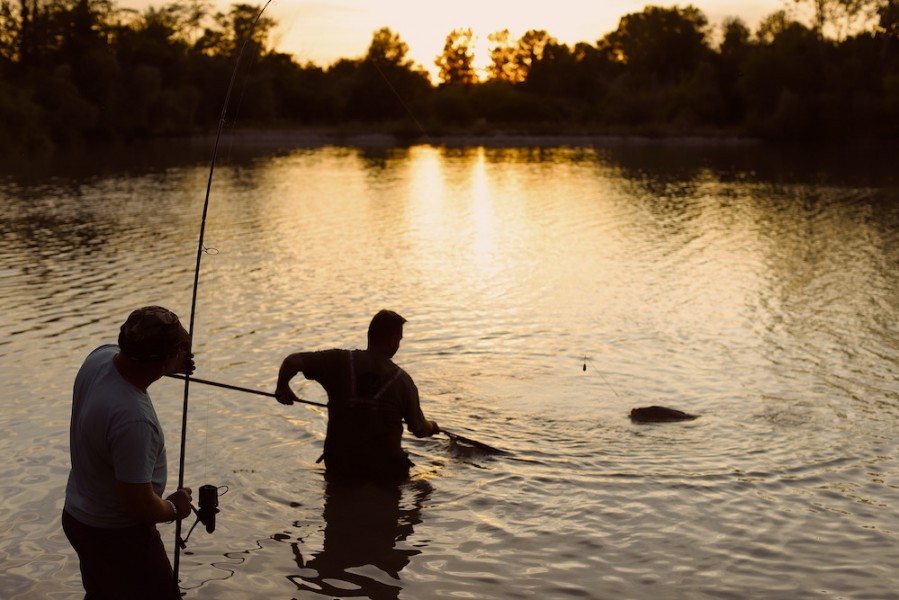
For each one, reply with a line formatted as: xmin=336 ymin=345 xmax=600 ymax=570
xmin=274 ymin=310 xmax=440 ymax=482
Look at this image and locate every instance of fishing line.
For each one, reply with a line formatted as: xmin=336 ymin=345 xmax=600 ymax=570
xmin=583 ymin=354 xmax=623 ymax=399
xmin=372 ymin=61 xmax=428 ymax=136
xmin=221 ymin=39 xmax=264 ymax=166
xmin=174 ymin=0 xmax=274 ymax=583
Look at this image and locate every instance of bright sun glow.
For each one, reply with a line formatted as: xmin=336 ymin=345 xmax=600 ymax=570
xmin=118 ymin=0 xmax=784 ymax=81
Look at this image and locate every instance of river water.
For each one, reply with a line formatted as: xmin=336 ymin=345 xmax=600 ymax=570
xmin=2 ymin=137 xmax=898 ymax=599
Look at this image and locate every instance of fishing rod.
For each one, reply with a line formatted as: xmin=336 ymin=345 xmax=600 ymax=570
xmin=168 ymin=373 xmax=324 ymax=406
xmin=174 ymin=0 xmax=273 ymax=583
xmin=165 ymin=373 xmax=508 ymax=455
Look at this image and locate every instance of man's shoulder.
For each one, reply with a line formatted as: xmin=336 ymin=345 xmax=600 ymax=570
xmin=91 ymin=343 xmax=119 ymax=355
xmin=304 ymin=348 xmax=348 ymax=361
xmin=301 ymin=348 xmax=349 ymax=375
xmin=396 ymin=367 xmax=415 ymax=389
xmin=80 ymin=343 xmax=117 ymax=367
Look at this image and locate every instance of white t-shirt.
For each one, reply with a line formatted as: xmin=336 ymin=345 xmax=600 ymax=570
xmin=64 ymin=345 xmax=167 ymax=528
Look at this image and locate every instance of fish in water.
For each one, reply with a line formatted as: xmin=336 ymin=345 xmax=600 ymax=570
xmin=629 ymin=406 xmax=698 ymax=423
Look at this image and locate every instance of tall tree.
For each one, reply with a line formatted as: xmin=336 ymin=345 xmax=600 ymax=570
xmin=16 ymin=0 xmax=36 ymax=66
xmin=344 ymin=27 xmax=430 ymax=121
xmin=114 ymin=2 xmax=200 ymax=70
xmin=365 ymin=26 xmax=412 ymax=67
xmin=8 ymin=0 xmax=103 ymax=67
xmin=600 ymin=5 xmax=712 ymax=85
xmin=521 ymin=38 xmax=572 ymax=94
xmin=794 ymin=0 xmax=874 ymax=38
xmin=717 ymin=17 xmax=753 ymax=121
xmin=435 ymin=28 xmax=477 ymax=85
xmin=485 ymin=29 xmax=556 ymax=83
xmin=739 ymin=13 xmax=826 ymax=137
xmin=0 ymin=1 xmax=20 ymax=64
xmin=195 ymin=2 xmax=273 ymax=58
xmin=62 ymin=0 xmax=114 ymax=57
xmin=757 ymin=9 xmax=793 ymax=43
xmin=514 ymin=29 xmax=556 ymax=82
xmin=871 ymin=0 xmax=898 ymax=51
xmin=486 ymin=29 xmax=518 ymax=82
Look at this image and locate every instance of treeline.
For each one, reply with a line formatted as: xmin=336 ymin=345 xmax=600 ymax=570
xmin=1 ymin=0 xmax=898 ymax=156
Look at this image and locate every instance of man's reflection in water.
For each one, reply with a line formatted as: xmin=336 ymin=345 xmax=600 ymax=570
xmin=289 ymin=478 xmax=433 ymax=599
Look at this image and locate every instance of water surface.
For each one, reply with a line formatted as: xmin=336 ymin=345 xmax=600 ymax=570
xmin=2 ymin=139 xmax=898 ymax=599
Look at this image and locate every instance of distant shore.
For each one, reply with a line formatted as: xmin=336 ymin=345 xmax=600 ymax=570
xmin=0 ymin=125 xmax=774 ymax=175
xmin=183 ymin=125 xmax=764 ymax=150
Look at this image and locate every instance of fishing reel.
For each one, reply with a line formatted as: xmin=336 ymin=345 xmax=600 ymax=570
xmin=178 ymin=484 xmax=225 ymax=549
xmin=197 ymin=484 xmax=220 ymax=533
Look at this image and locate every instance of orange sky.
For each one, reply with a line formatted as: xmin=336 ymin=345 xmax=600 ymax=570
xmin=118 ymin=0 xmax=787 ymax=77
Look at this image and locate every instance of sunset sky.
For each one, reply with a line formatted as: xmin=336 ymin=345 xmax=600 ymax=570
xmin=118 ymin=0 xmax=787 ymax=77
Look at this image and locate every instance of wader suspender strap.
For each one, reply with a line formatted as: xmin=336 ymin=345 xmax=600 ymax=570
xmin=316 ymin=352 xmax=405 ymax=465
xmin=348 ymin=350 xmax=404 ymax=401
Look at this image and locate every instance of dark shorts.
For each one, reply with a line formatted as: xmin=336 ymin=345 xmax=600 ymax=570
xmin=62 ymin=510 xmax=180 ymax=600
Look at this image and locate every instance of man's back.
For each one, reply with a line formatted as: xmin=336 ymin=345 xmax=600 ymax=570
xmin=301 ymin=349 xmax=426 ymax=481
xmin=274 ymin=310 xmax=440 ymax=482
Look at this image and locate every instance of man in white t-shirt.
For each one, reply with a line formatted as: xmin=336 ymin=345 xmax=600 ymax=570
xmin=62 ymin=306 xmax=195 ymax=599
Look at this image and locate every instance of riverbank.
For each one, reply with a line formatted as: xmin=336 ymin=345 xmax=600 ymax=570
xmin=6 ymin=124 xmax=899 ymax=186
xmin=182 ymin=124 xmax=763 ymax=150
xmin=0 ymin=124 xmax=765 ymax=173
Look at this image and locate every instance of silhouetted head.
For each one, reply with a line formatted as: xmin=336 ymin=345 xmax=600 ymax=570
xmin=367 ymin=310 xmax=406 ymax=358
xmin=118 ymin=306 xmax=188 ymax=363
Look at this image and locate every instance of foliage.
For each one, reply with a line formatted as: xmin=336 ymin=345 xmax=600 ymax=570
xmin=486 ymin=29 xmax=518 ymax=82
xmin=436 ymin=28 xmax=477 ymax=86
xmin=1 ymin=0 xmax=898 ymax=157
xmin=340 ymin=27 xmax=431 ymax=121
xmin=600 ymin=5 xmax=712 ymax=85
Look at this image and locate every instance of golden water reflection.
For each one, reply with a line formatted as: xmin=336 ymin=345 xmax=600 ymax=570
xmin=2 ymin=141 xmax=899 ymax=599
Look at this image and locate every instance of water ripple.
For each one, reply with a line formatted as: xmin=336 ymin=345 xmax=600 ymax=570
xmin=2 ymin=143 xmax=899 ymax=598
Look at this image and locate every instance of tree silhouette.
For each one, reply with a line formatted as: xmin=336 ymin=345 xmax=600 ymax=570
xmin=880 ymin=0 xmax=899 ymax=39
xmin=0 ymin=1 xmax=20 ymax=65
xmin=513 ymin=29 xmax=556 ymax=83
xmin=739 ymin=15 xmax=825 ymax=137
xmin=343 ymin=27 xmax=430 ymax=121
xmin=717 ymin=17 xmax=753 ymax=122
xmin=195 ymin=2 xmax=273 ymax=58
xmin=600 ymin=5 xmax=711 ymax=85
xmin=793 ymin=0 xmax=880 ymax=39
xmin=366 ymin=26 xmax=413 ymax=67
xmin=1 ymin=0 xmax=898 ymax=157
xmin=435 ymin=28 xmax=477 ymax=86
xmin=486 ymin=29 xmax=518 ymax=82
